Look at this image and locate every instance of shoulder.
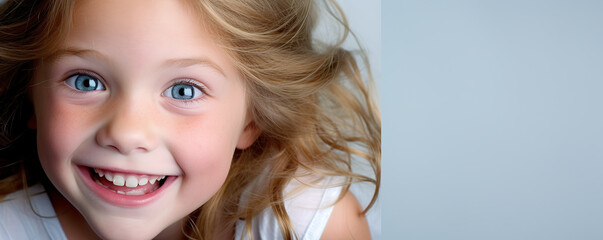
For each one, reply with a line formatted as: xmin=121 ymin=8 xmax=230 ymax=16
xmin=236 ymin=176 xmax=363 ymax=239
xmin=321 ymin=191 xmax=371 ymax=240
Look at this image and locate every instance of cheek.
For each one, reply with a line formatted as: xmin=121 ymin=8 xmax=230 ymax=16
xmin=34 ymin=93 xmax=90 ymax=174
xmin=172 ymin=120 xmax=239 ymax=178
xmin=171 ymin=129 xmax=235 ymax=205
xmin=170 ymin=110 xmax=247 ymax=199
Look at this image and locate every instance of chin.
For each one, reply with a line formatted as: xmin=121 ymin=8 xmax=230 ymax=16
xmin=85 ymin=215 xmax=178 ymax=240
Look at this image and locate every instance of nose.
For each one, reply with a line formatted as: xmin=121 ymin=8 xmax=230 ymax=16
xmin=96 ymin=98 xmax=159 ymax=154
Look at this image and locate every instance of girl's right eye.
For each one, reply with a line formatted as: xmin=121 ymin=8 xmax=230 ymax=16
xmin=65 ymin=74 xmax=106 ymax=91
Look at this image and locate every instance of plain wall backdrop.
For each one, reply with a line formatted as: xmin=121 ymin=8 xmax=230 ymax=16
xmin=384 ymin=0 xmax=603 ymax=239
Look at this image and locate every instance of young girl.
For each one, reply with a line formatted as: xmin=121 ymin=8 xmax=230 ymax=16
xmin=0 ymin=0 xmax=380 ymax=239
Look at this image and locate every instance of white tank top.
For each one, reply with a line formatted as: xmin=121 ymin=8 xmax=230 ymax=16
xmin=234 ymin=176 xmax=343 ymax=239
xmin=0 ymin=184 xmax=67 ymax=240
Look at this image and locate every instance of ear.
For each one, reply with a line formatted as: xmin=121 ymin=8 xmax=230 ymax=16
xmin=236 ymin=120 xmax=261 ymax=149
xmin=27 ymin=114 xmax=37 ymax=129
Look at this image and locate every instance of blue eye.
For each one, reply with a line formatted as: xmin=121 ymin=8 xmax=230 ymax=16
xmin=66 ymin=74 xmax=106 ymax=91
xmin=163 ymin=83 xmax=204 ymax=100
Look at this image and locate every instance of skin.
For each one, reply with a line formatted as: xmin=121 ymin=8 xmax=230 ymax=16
xmin=322 ymin=192 xmax=372 ymax=240
xmin=31 ymin=0 xmax=257 ymax=239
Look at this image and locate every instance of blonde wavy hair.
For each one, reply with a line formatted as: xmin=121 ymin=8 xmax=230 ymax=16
xmin=0 ymin=0 xmax=380 ymax=239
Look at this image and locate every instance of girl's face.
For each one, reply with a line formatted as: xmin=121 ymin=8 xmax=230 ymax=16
xmin=31 ymin=0 xmax=257 ymax=239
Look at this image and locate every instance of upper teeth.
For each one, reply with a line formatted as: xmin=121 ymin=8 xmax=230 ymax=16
xmin=93 ymin=168 xmax=166 ymax=188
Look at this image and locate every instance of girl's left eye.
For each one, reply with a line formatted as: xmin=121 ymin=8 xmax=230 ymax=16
xmin=162 ymin=83 xmax=205 ymax=100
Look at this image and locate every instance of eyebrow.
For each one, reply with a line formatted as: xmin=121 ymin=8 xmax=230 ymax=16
xmin=162 ymin=58 xmax=226 ymax=77
xmin=47 ymin=48 xmax=226 ymax=77
xmin=46 ymin=48 xmax=108 ymax=63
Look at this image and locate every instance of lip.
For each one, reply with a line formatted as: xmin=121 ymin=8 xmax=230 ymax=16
xmin=76 ymin=165 xmax=177 ymax=207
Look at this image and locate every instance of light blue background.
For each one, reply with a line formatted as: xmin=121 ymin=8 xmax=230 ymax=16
xmin=383 ymin=0 xmax=603 ymax=239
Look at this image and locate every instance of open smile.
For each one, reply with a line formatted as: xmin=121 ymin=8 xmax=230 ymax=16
xmin=77 ymin=165 xmax=177 ymax=207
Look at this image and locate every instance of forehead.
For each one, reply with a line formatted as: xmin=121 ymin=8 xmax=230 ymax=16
xmin=64 ymin=0 xmax=233 ymax=75
xmin=72 ymin=0 xmax=200 ymax=36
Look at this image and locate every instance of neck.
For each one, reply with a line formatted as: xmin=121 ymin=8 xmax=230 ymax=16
xmin=47 ymin=187 xmax=101 ymax=240
xmin=153 ymin=218 xmax=187 ymax=240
